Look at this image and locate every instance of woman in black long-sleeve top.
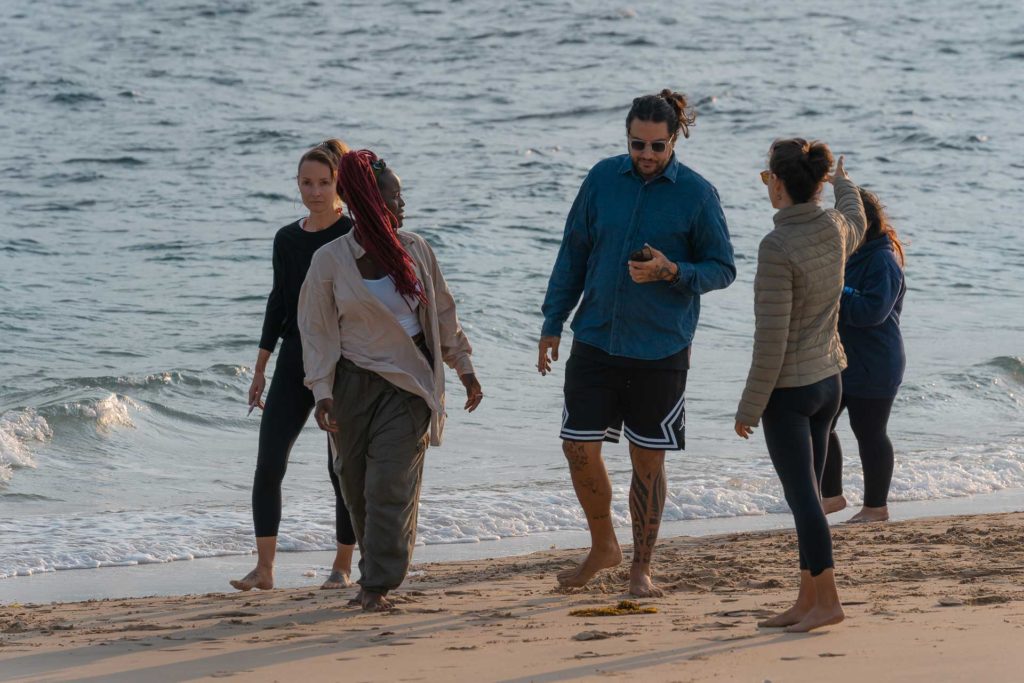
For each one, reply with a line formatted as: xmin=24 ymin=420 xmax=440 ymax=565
xmin=230 ymin=140 xmax=357 ymax=591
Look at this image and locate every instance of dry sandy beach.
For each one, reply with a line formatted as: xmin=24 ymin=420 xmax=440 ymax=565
xmin=2 ymin=512 xmax=1022 ymax=682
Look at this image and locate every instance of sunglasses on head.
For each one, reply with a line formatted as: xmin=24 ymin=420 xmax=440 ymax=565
xmin=628 ymin=138 xmax=672 ymax=153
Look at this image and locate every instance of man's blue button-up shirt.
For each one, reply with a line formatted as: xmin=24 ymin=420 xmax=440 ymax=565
xmin=541 ymin=154 xmax=736 ymax=360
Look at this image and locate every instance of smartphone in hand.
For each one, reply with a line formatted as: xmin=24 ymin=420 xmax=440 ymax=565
xmin=629 ymin=245 xmax=653 ymax=262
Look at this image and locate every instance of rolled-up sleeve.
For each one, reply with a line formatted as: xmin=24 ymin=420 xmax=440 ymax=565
xmin=427 ymin=242 xmax=475 ymax=376
xmin=298 ymin=250 xmax=342 ymax=402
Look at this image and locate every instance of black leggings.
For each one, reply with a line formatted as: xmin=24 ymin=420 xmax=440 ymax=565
xmin=761 ymin=374 xmax=841 ymax=577
xmin=252 ymin=338 xmax=356 ymax=545
xmin=821 ymin=395 xmax=896 ymax=508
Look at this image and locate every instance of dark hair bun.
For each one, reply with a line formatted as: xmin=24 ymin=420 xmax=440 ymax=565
xmin=769 ymin=138 xmax=833 ymax=203
xmin=660 ymin=89 xmax=696 ymax=139
xmin=627 ymin=89 xmax=697 ymax=139
xmin=803 ymin=141 xmax=833 ymax=183
xmin=297 ymin=137 xmax=351 ymax=179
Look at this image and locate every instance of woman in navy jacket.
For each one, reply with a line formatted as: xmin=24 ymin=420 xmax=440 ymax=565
xmin=821 ymin=188 xmax=906 ymax=522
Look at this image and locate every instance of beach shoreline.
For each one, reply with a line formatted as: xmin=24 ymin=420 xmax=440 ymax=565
xmin=2 ymin=509 xmax=1023 ymax=682
xmin=4 ymin=487 xmax=1024 ymax=606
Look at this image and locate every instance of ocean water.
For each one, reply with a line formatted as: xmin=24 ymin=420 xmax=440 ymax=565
xmin=1 ymin=0 xmax=1022 ymax=581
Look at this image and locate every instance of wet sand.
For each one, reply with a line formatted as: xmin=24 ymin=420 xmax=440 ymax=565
xmin=2 ymin=512 xmax=1023 ymax=682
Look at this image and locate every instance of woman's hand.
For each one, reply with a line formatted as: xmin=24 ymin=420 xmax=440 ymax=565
xmin=828 ymin=155 xmax=848 ymax=185
xmin=734 ymin=420 xmax=754 ymax=439
xmin=248 ymin=372 xmax=266 ymax=411
xmin=537 ymin=336 xmax=560 ymax=376
xmin=460 ymin=373 xmax=483 ymax=412
xmin=315 ymin=398 xmax=339 ymax=433
xmin=628 ymin=244 xmax=679 ymax=284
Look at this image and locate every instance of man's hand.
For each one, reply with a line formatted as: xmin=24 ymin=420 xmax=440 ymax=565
xmin=629 ymin=244 xmax=678 ymax=284
xmin=734 ymin=420 xmax=754 ymax=439
xmin=315 ymin=398 xmax=339 ymax=433
xmin=537 ymin=336 xmax=560 ymax=376
xmin=460 ymin=373 xmax=484 ymax=412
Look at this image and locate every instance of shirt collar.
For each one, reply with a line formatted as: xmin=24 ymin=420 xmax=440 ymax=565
xmin=618 ymin=153 xmax=680 ymax=183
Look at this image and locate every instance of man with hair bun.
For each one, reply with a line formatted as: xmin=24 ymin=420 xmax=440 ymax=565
xmin=538 ymin=89 xmax=736 ymax=597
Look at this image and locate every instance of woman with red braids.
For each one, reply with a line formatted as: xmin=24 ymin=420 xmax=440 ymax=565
xmin=298 ymin=150 xmax=483 ymax=611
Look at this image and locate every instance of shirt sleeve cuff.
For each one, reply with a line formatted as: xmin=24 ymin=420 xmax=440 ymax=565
xmin=310 ymin=380 xmax=334 ymax=403
xmin=541 ymin=319 xmax=564 ymax=337
xmin=453 ymin=355 xmax=476 ymax=377
xmin=669 ymin=262 xmax=696 ymax=293
xmin=734 ymin=408 xmax=761 ymax=428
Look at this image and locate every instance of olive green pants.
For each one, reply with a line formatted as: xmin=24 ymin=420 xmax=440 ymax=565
xmin=330 ymin=358 xmax=431 ymax=593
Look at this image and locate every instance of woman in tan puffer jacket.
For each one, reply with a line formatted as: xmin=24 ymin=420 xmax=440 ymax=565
xmin=735 ymin=140 xmax=866 ymax=632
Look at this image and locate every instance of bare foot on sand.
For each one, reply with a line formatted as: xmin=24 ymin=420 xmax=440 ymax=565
xmin=229 ymin=567 xmax=273 ymax=591
xmin=361 ymin=591 xmax=393 ymax=612
xmin=786 ymin=604 xmax=845 ymax=633
xmin=556 ymin=543 xmax=623 ymax=588
xmin=758 ymin=604 xmax=811 ymax=628
xmin=347 ymin=589 xmax=363 ymax=607
xmin=847 ymin=506 xmax=889 ymax=523
xmin=821 ymin=495 xmax=847 ymax=515
xmin=628 ymin=570 xmax=663 ymax=598
xmin=320 ymin=570 xmax=352 ymax=590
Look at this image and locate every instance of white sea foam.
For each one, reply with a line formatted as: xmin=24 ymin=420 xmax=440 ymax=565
xmin=2 ymin=438 xmax=1021 ymax=579
xmin=0 ymin=409 xmax=51 ymax=486
xmin=63 ymin=394 xmax=143 ymax=432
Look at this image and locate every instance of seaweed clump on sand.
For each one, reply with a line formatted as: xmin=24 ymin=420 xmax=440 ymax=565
xmin=569 ymin=600 xmax=658 ymax=617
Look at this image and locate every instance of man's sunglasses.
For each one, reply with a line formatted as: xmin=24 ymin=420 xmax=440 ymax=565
xmin=760 ymin=170 xmax=772 ymax=185
xmin=628 ymin=138 xmax=672 ymax=153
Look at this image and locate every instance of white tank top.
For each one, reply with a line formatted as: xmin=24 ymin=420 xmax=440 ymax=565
xmin=362 ymin=276 xmax=423 ymax=336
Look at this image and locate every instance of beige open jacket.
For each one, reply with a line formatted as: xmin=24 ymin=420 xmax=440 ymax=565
xmin=735 ymin=177 xmax=867 ymax=426
xmin=298 ymin=230 xmax=475 ymax=447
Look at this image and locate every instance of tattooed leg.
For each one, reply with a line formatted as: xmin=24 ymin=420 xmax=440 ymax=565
xmin=557 ymin=440 xmax=623 ymax=588
xmin=628 ymin=443 xmax=666 ymax=597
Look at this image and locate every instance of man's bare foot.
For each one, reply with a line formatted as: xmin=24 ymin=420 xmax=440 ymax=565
xmin=361 ymin=590 xmax=393 ymax=612
xmin=847 ymin=505 xmax=889 ymax=523
xmin=229 ymin=567 xmax=273 ymax=592
xmin=347 ymin=589 xmax=363 ymax=607
xmin=556 ymin=543 xmax=623 ymax=588
xmin=758 ymin=604 xmax=811 ymax=628
xmin=320 ymin=570 xmax=352 ymax=590
xmin=628 ymin=570 xmax=663 ymax=598
xmin=821 ymin=495 xmax=847 ymax=514
xmin=785 ymin=604 xmax=845 ymax=632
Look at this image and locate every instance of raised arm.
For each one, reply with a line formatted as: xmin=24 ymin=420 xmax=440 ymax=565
xmin=736 ymin=236 xmax=793 ymax=429
xmin=829 ymin=156 xmax=867 ymax=258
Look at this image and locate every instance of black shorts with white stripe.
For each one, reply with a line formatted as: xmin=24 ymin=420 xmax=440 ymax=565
xmin=560 ymin=351 xmax=687 ymax=451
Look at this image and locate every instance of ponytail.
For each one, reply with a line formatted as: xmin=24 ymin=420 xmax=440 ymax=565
xmin=337 ymin=150 xmax=426 ymax=304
